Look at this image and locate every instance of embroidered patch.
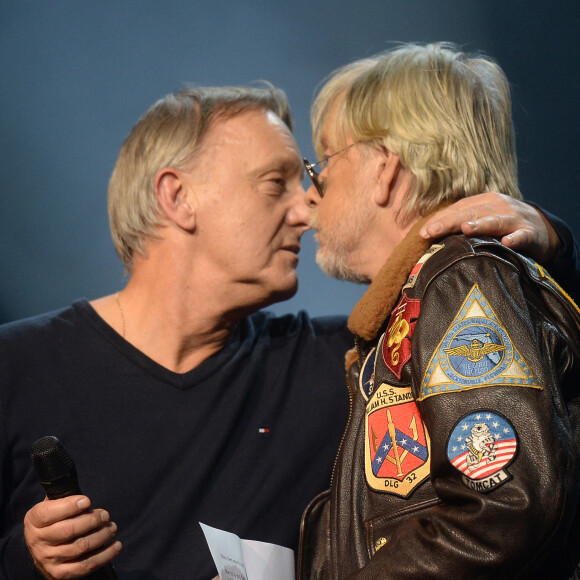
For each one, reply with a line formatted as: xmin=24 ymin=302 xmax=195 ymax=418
xmin=402 ymin=244 xmax=444 ymax=291
xmin=419 ymin=285 xmax=540 ymax=400
xmin=382 ymin=295 xmax=421 ymax=379
xmin=447 ymin=410 xmax=517 ymax=493
xmin=365 ymin=383 xmax=430 ymax=497
xmin=359 ymin=347 xmax=377 ymax=401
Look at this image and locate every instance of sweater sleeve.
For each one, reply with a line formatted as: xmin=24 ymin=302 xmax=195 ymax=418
xmin=533 ymin=205 xmax=580 ymax=303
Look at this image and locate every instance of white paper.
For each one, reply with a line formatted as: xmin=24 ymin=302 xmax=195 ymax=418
xmin=200 ymin=523 xmax=295 ymax=580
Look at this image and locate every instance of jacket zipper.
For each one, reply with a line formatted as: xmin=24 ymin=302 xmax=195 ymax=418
xmin=329 ymin=336 xmax=361 ymax=487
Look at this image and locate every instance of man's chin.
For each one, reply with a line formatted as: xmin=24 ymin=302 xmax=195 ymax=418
xmin=266 ymin=276 xmax=299 ymax=304
xmin=316 ymin=251 xmax=369 ymax=284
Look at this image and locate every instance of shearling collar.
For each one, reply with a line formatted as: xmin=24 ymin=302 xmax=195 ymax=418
xmin=347 ymin=214 xmax=434 ymax=341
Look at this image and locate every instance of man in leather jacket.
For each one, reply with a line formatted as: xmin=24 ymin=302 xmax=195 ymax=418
xmin=299 ymin=43 xmax=580 ymax=579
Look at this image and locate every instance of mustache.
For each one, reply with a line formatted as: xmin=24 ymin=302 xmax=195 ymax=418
xmin=309 ymin=212 xmax=320 ymax=230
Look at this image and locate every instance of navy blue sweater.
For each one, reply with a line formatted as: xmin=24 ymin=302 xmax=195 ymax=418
xmin=0 ymin=303 xmax=352 ymax=578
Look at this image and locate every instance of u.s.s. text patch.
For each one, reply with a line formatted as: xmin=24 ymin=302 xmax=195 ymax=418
xmin=447 ymin=410 xmax=517 ymax=493
xmin=419 ymin=285 xmax=540 ymax=400
xmin=365 ymin=383 xmax=430 ymax=497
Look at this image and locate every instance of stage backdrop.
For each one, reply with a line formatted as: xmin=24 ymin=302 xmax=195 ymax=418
xmin=1 ymin=0 xmax=578 ymax=323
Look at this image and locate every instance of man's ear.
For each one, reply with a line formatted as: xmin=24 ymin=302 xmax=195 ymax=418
xmin=155 ymin=168 xmax=196 ymax=232
xmin=374 ymin=149 xmax=402 ymax=206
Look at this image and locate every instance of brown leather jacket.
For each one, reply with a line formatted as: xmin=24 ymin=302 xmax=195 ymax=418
xmin=299 ymin=232 xmax=580 ymax=579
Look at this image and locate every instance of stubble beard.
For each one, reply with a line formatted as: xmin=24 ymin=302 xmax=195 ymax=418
xmin=310 ymin=212 xmax=371 ymax=284
xmin=315 ymin=249 xmax=369 ymax=284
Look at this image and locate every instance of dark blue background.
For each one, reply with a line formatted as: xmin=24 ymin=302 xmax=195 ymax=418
xmin=1 ymin=1 xmax=578 ymax=323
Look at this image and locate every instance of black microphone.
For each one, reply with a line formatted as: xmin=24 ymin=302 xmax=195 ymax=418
xmin=30 ymin=436 xmax=118 ymax=579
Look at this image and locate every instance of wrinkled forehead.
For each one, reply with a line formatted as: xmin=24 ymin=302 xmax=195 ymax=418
xmin=193 ymin=107 xmax=298 ymax=162
xmin=189 ymin=107 xmax=302 ymax=182
xmin=207 ymin=106 xmax=289 ymax=141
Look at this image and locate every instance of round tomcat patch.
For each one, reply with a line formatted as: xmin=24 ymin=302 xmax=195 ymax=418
xmin=447 ymin=410 xmax=517 ymax=493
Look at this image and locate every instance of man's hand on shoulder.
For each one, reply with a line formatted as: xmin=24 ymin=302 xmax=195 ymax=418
xmin=24 ymin=495 xmax=121 ymax=579
xmin=419 ymin=192 xmax=561 ymax=264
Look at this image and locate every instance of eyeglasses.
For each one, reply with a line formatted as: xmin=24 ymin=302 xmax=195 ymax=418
xmin=303 ymin=142 xmax=360 ymax=198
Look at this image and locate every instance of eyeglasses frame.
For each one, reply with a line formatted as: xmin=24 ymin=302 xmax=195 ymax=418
xmin=303 ymin=142 xmax=362 ymax=198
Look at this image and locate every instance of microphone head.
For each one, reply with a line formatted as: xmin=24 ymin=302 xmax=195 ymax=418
xmin=31 ymin=436 xmax=81 ymax=499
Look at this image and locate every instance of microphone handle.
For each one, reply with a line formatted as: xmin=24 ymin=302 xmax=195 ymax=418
xmin=31 ymin=437 xmax=118 ymax=579
xmin=85 ymin=563 xmax=119 ymax=580
xmin=40 ymin=483 xmax=119 ymax=579
xmin=86 ymin=564 xmax=119 ymax=580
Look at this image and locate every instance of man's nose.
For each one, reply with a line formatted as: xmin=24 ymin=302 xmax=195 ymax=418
xmin=287 ymin=186 xmax=311 ymax=228
xmin=305 ymin=183 xmax=321 ymax=208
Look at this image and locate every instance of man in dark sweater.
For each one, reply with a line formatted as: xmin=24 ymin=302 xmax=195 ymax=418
xmin=2 ymin=85 xmax=577 ymax=579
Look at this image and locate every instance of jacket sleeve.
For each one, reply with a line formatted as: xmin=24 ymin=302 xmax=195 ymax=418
xmin=351 ymin=249 xmax=580 ymax=579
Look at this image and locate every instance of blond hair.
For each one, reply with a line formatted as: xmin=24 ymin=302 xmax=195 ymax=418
xmin=312 ymin=43 xmax=521 ymax=219
xmin=108 ymin=85 xmax=292 ymax=270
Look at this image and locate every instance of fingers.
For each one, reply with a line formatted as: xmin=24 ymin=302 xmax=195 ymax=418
xmin=33 ymin=539 xmax=121 ymax=580
xmin=419 ymin=192 xmax=514 ymax=240
xmin=461 ymin=219 xmax=537 ymax=252
xmin=33 ymin=507 xmax=113 ymax=546
xmin=24 ymin=496 xmax=122 ymax=579
xmin=500 ymin=229 xmax=539 ymax=253
xmin=26 ymin=496 xmax=91 ymax=529
xmin=459 ymin=214 xmax=512 ymax=237
xmin=417 ymin=192 xmax=561 ymax=264
xmin=420 ymin=209 xmax=500 ymax=239
xmin=454 ymin=202 xmax=557 ymax=263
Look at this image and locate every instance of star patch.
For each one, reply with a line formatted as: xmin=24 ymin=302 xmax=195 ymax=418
xmin=419 ymin=285 xmax=540 ymax=400
xmin=382 ymin=295 xmax=421 ymax=379
xmin=447 ymin=410 xmax=517 ymax=493
xmin=365 ymin=384 xmax=430 ymax=497
xmin=359 ymin=347 xmax=377 ymax=401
